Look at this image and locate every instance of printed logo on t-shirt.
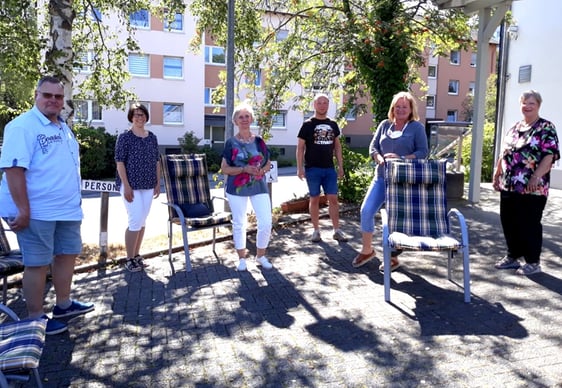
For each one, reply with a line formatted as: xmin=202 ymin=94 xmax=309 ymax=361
xmin=37 ymin=133 xmax=63 ymax=155
xmin=314 ymin=124 xmax=334 ymax=145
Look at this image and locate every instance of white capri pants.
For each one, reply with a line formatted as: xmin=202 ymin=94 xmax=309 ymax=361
xmin=120 ymin=187 xmax=154 ymax=231
xmin=226 ymin=193 xmax=272 ymax=251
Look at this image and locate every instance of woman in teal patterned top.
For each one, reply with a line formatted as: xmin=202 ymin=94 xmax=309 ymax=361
xmin=221 ymin=102 xmax=273 ymax=271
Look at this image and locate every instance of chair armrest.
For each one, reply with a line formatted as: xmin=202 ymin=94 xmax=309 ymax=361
xmin=162 ymin=201 xmax=187 ymax=223
xmin=211 ymin=195 xmax=228 ymax=203
xmin=447 ymin=208 xmax=469 ymax=247
xmin=0 ymin=303 xmax=20 ymax=321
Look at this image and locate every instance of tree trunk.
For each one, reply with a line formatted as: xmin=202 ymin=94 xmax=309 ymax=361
xmin=46 ymin=0 xmax=75 ymax=123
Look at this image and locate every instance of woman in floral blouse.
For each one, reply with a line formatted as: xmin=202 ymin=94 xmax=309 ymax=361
xmin=493 ymin=90 xmax=560 ymax=275
xmin=221 ymin=102 xmax=273 ymax=271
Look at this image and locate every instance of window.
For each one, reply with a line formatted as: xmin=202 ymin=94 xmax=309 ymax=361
xmin=470 ymin=52 xmax=477 ymax=67
xmin=130 ymin=9 xmax=149 ymax=28
xmin=204 ymin=46 xmax=225 ymax=65
xmin=128 ymin=54 xmax=149 ymax=76
xmin=276 ymin=29 xmax=289 ymax=41
xmin=163 ymin=103 xmax=183 ymax=124
xmin=448 ymin=80 xmax=460 ymax=95
xmin=303 ymin=111 xmax=314 ymax=121
xmin=519 ymin=65 xmax=532 ymax=83
xmin=74 ymin=100 xmax=102 ymax=122
xmin=91 ymin=8 xmax=102 ymax=21
xmin=204 ymin=88 xmax=225 ymax=106
xmin=344 ymin=106 xmax=357 ymax=121
xmin=450 ymin=50 xmax=460 ymax=65
xmin=74 ymin=51 xmax=95 ymax=73
xmin=428 ymin=65 xmax=437 ymax=78
xmin=164 ymin=12 xmax=183 ymax=31
xmin=272 ymin=111 xmax=286 ymax=128
xmin=468 ymin=82 xmax=476 ymax=96
xmin=426 ymin=95 xmax=435 ymax=108
xmin=447 ymin=110 xmax=458 ymax=121
xmin=204 ymin=125 xmax=225 ymax=144
xmin=163 ymin=56 xmax=183 ymax=79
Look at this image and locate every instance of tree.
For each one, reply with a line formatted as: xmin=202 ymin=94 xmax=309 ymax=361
xmin=0 ymin=0 xmax=185 ymax=125
xmin=189 ymin=0 xmax=472 ymax=134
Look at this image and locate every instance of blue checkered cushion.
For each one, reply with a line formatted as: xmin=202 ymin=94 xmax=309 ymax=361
xmin=385 ymin=159 xmax=459 ymax=251
xmin=0 ymin=318 xmax=46 ymax=371
xmin=161 ymin=154 xmax=232 ymax=227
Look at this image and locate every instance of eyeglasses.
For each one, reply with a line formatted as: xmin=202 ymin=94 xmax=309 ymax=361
xmin=37 ymin=91 xmax=64 ymax=101
xmin=133 ymin=113 xmax=146 ymax=118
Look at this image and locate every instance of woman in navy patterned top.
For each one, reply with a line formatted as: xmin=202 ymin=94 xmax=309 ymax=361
xmin=115 ymin=103 xmax=161 ymax=272
xmin=221 ymin=102 xmax=273 ymax=271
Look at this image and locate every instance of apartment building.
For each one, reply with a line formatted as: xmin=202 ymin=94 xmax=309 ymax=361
xmin=76 ymin=7 xmax=497 ymax=158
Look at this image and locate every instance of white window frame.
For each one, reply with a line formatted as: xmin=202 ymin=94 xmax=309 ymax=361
xmin=450 ymin=50 xmax=460 ymax=65
xmin=204 ymin=88 xmax=225 ymax=106
xmin=73 ymin=100 xmax=102 ymax=123
xmin=271 ymin=111 xmax=287 ymax=129
xmin=470 ymin=52 xmax=477 ymax=67
xmin=426 ymin=95 xmax=435 ymax=108
xmin=130 ymin=9 xmax=149 ymax=29
xmin=447 ymin=110 xmax=458 ymax=121
xmin=128 ymin=54 xmax=149 ymax=77
xmin=428 ymin=65 xmax=437 ymax=78
xmin=448 ymin=80 xmax=460 ymax=95
xmin=468 ymin=81 xmax=475 ymax=96
xmin=204 ymin=46 xmax=226 ymax=65
xmin=74 ymin=51 xmax=95 ymax=73
xmin=164 ymin=12 xmax=183 ymax=32
xmin=163 ymin=56 xmax=183 ymax=79
xmin=163 ymin=103 xmax=183 ymax=125
xmin=344 ymin=106 xmax=357 ymax=121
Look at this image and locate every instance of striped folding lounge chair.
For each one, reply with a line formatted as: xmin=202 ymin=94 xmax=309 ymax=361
xmin=381 ymin=159 xmax=470 ymax=303
xmin=160 ymin=154 xmax=232 ymax=273
xmin=0 ymin=303 xmax=46 ymax=387
xmin=0 ymin=221 xmax=23 ymax=304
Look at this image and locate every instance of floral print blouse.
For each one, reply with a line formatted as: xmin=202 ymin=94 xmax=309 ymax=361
xmin=222 ymin=136 xmax=270 ymax=196
xmin=499 ymin=117 xmax=560 ymax=196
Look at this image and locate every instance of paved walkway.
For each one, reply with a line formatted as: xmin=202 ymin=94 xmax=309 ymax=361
xmin=4 ymin=183 xmax=562 ymax=387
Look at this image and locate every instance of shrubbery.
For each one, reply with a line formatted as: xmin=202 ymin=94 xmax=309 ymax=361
xmin=74 ymin=123 xmax=117 ymax=180
xmin=339 ymin=144 xmax=374 ymax=204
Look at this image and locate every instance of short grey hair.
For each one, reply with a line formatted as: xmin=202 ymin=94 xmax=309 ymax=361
xmin=232 ymin=102 xmax=255 ymax=125
xmin=520 ymin=90 xmax=542 ymax=105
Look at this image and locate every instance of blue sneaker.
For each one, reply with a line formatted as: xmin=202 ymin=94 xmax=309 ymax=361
xmin=52 ymin=300 xmax=95 ymax=319
xmin=41 ymin=315 xmax=68 ymax=335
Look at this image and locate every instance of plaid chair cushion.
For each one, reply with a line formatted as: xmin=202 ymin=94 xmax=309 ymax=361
xmin=385 ymin=159 xmax=449 ymax=237
xmin=0 ymin=227 xmax=10 ymax=256
xmin=0 ymin=318 xmax=46 ymax=371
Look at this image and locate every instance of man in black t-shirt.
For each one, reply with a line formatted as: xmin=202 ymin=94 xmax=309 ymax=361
xmin=296 ymin=93 xmax=347 ymax=243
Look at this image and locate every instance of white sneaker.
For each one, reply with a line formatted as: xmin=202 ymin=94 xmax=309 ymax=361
xmin=257 ymin=256 xmax=273 ymax=270
xmin=237 ymin=258 xmax=247 ymax=271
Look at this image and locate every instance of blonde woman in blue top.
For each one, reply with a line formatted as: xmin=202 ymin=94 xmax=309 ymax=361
xmin=352 ymin=91 xmax=428 ymax=271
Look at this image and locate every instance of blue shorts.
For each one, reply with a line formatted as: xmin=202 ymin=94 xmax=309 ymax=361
xmin=305 ymin=167 xmax=338 ymax=197
xmin=15 ymin=220 xmax=82 ymax=267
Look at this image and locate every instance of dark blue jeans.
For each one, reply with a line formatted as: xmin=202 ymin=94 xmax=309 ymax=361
xmin=500 ymin=191 xmax=547 ymax=264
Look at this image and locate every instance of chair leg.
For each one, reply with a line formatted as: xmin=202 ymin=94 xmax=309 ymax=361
xmin=383 ymin=247 xmax=392 ymax=302
xmin=32 ymin=368 xmax=43 ymax=388
xmin=462 ymin=245 xmax=471 ymax=303
xmin=2 ymin=277 xmax=7 ymax=305
xmin=447 ymin=251 xmax=453 ymax=281
xmin=181 ymin=223 xmax=192 ymax=272
xmin=211 ymin=227 xmax=221 ymax=264
xmin=168 ymin=221 xmax=175 ymax=274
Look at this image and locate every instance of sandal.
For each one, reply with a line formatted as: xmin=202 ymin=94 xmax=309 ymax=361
xmin=379 ymin=257 xmax=400 ymax=273
xmin=352 ymin=250 xmax=376 ymax=268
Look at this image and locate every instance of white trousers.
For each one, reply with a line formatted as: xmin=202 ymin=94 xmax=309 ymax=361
xmin=226 ymin=193 xmax=272 ymax=251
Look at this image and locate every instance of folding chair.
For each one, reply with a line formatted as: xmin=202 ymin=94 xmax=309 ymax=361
xmin=0 ymin=221 xmax=23 ymax=304
xmin=0 ymin=303 xmax=46 ymax=388
xmin=160 ymin=153 xmax=232 ymax=273
xmin=381 ymin=159 xmax=471 ymax=303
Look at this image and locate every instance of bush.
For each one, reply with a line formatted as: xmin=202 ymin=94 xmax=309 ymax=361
xmin=461 ymin=121 xmax=495 ymax=182
xmin=339 ymin=144 xmax=374 ymax=204
xmin=178 ymin=130 xmax=223 ymax=173
xmin=74 ymin=124 xmax=117 ymax=179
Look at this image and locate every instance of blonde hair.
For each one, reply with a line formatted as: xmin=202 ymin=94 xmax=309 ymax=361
xmin=387 ymin=91 xmax=419 ymax=122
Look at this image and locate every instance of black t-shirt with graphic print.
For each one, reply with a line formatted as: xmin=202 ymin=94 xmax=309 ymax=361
xmin=297 ymin=117 xmax=340 ymax=168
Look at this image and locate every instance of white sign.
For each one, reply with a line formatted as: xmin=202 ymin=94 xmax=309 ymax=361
xmin=81 ymin=180 xmax=119 ymax=193
xmin=265 ymin=161 xmax=278 ymax=183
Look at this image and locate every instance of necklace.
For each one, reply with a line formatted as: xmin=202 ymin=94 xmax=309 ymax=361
xmin=236 ymin=133 xmax=254 ymax=144
xmin=519 ymin=118 xmax=538 ymax=132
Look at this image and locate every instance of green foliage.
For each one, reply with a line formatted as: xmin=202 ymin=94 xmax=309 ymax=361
xmin=74 ymin=123 xmax=117 ymax=179
xmin=189 ymin=0 xmax=472 ymax=135
xmin=339 ymin=143 xmax=374 ymax=204
xmin=461 ymin=121 xmax=495 ymax=182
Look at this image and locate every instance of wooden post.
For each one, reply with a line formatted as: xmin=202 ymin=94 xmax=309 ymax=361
xmin=99 ymin=191 xmax=109 ymax=257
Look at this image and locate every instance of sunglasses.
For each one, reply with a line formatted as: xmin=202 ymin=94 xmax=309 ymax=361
xmin=37 ymin=91 xmax=64 ymax=101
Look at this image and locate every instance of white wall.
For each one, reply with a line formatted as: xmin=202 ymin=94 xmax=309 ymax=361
xmin=502 ymin=0 xmax=562 ymax=187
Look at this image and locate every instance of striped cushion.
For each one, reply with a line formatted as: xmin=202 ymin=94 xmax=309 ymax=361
xmin=385 ymin=159 xmax=449 ymax=237
xmin=0 ymin=318 xmax=46 ymax=371
xmin=0 ymin=228 xmax=10 ymax=256
xmin=0 ymin=257 xmax=24 ymax=277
